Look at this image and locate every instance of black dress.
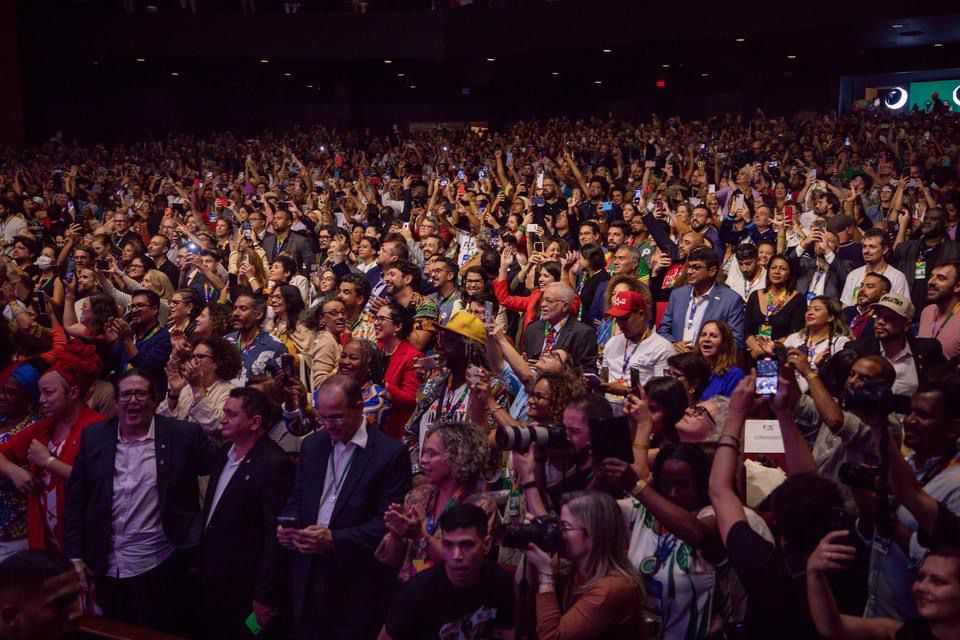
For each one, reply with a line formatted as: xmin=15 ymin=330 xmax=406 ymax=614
xmin=745 ymin=289 xmax=807 ymax=341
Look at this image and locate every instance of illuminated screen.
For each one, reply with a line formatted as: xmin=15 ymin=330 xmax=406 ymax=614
xmin=908 ymin=79 xmax=960 ymax=112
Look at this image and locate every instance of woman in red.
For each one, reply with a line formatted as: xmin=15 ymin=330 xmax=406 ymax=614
xmin=0 ymin=342 xmax=103 ymax=552
xmin=493 ymin=245 xmax=578 ymax=343
xmin=376 ymin=302 xmax=423 ymax=440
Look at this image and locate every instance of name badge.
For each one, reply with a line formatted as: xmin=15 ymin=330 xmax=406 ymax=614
xmin=758 ymin=324 xmax=773 ymax=338
xmin=914 ymin=261 xmax=926 ymax=280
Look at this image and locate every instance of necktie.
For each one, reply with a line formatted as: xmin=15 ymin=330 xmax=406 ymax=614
xmin=544 ymin=327 xmax=557 ymax=353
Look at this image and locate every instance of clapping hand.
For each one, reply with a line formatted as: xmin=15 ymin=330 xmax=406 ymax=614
xmin=383 ymin=503 xmax=421 ymax=539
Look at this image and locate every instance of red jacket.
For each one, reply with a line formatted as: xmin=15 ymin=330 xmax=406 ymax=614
xmin=380 ymin=339 xmax=423 ymax=440
xmin=0 ymin=405 xmax=104 ymax=551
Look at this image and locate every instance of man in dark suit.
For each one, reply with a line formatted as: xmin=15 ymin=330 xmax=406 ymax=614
xmin=657 ymin=246 xmax=746 ymax=349
xmin=523 ymin=282 xmax=599 ymax=374
xmin=63 ymin=368 xmax=220 ymax=636
xmin=846 ymin=293 xmax=947 ymax=414
xmin=200 ymin=388 xmax=294 ymax=640
xmin=277 ymin=375 xmax=411 ymax=640
xmin=261 ymin=208 xmax=316 ymax=269
xmin=891 ymin=207 xmax=960 ymax=318
xmin=791 ymin=228 xmax=853 ymax=302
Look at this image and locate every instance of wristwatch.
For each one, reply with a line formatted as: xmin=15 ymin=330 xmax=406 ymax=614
xmin=631 ymin=478 xmax=648 ymax=497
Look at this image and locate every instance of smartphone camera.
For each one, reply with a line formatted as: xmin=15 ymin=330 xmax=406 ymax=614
xmin=95 ymin=258 xmax=110 ymax=271
xmin=280 ymin=354 xmax=295 ymax=378
xmin=755 ymin=356 xmax=779 ymax=396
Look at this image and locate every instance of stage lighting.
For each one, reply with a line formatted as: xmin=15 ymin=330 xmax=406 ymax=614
xmin=883 ymin=87 xmax=908 ymax=110
xmin=953 ymin=85 xmax=960 ymax=108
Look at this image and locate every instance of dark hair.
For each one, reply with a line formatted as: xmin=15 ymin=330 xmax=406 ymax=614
xmin=666 ymin=352 xmax=712 ymax=401
xmin=818 ymin=348 xmax=859 ymax=398
xmin=461 ymin=291 xmax=500 ymax=318
xmin=174 ymin=288 xmax=203 ymax=320
xmin=652 ymin=443 xmax=711 ymax=509
xmin=236 ymin=292 xmax=268 ymax=322
xmin=130 ymin=289 xmax=161 ymax=309
xmin=862 ymin=271 xmax=892 ymax=295
xmin=199 ymin=248 xmax=220 ymax=263
xmin=193 ymin=336 xmax=243 ymax=381
xmin=644 ymin=377 xmax=688 ymax=444
xmin=767 ymin=254 xmax=798 ymax=292
xmin=580 ymin=220 xmax=602 ymax=238
xmin=0 ymin=550 xmax=74 ymax=598
xmin=431 ymin=255 xmax=459 ymax=278
xmin=567 ymin=393 xmax=613 ymax=421
xmin=381 ymin=302 xmax=414 ymax=339
xmin=862 ymin=227 xmax=889 ymax=248
xmin=202 ymin=302 xmax=233 ymax=337
xmin=769 ymin=473 xmax=844 ymax=556
xmin=581 ymin=244 xmax=607 ymax=272
xmin=382 ymin=234 xmax=410 ymax=261
xmin=687 ymin=246 xmax=719 ymax=271
xmin=917 ymin=373 xmax=960 ymax=423
xmin=86 ymin=293 xmax=119 ymax=336
xmin=274 ymin=254 xmax=299 ymax=279
xmin=228 ymin=387 xmax=272 ymax=426
xmin=537 ymin=260 xmax=563 ymax=286
xmin=734 ymin=243 xmax=759 ymax=260
xmin=338 ymin=272 xmax=372 ymax=306
xmin=349 ymin=338 xmax=385 ymax=386
xmin=274 ymin=284 xmax=305 ymax=330
xmin=438 ymin=502 xmax=488 ymax=538
xmin=388 ymin=259 xmax=422 ymax=291
xmin=360 ymin=235 xmax=381 ymax=253
xmin=116 ymin=368 xmax=161 ymax=402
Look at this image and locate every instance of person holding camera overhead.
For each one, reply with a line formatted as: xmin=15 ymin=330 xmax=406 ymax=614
xmin=375 ymin=421 xmax=497 ymax=583
xmin=520 ymin=491 xmax=647 ymax=640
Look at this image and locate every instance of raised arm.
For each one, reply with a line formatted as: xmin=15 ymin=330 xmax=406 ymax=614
xmin=708 ymin=373 xmax=754 ymax=545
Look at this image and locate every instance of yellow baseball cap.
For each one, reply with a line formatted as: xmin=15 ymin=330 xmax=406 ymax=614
xmin=441 ymin=311 xmax=486 ymax=344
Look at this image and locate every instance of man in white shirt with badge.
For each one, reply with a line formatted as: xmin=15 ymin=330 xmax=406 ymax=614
xmin=840 ymin=228 xmax=909 ymax=307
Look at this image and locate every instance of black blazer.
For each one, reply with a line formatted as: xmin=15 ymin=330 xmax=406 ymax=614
xmin=200 ymin=435 xmax=294 ymax=609
xmin=523 ymin=316 xmax=599 ymax=374
xmin=261 ymin=231 xmax=316 ymax=269
xmin=282 ymin=426 xmax=411 ymax=631
xmin=792 ymin=249 xmax=853 ymax=301
xmin=63 ymin=416 xmax=220 ymax=578
xmin=846 ymin=335 xmax=947 ymax=413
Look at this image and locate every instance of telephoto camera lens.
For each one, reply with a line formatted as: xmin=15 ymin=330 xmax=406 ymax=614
xmin=498 ymin=516 xmax=562 ymax=553
xmin=494 ymin=424 xmax=567 ymax=451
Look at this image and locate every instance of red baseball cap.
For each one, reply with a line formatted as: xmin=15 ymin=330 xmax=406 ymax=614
xmin=604 ymin=290 xmax=646 ymax=318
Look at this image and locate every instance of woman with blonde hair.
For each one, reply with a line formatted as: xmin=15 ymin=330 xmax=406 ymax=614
xmin=523 ymin=491 xmax=647 ymax=640
xmin=696 ymin=320 xmax=745 ymax=400
xmin=141 ymin=269 xmax=175 ymax=301
xmin=233 ymin=247 xmax=270 ymax=297
xmin=376 ymin=421 xmax=497 ymax=582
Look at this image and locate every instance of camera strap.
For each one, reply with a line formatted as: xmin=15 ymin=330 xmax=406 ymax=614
xmin=918 ymin=449 xmax=959 ymax=489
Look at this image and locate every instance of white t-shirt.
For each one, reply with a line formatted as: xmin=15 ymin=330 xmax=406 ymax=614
xmin=840 ymin=264 xmax=910 ymax=307
xmin=601 ymin=331 xmax=675 ymax=408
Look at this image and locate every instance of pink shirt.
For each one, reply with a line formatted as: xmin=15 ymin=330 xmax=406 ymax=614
xmin=918 ymin=303 xmax=960 ymax=360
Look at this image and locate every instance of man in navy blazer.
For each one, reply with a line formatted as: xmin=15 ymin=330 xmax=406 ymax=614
xmin=657 ymin=247 xmax=745 ymax=349
xmin=63 ymin=369 xmax=220 ymax=636
xmin=277 ymin=375 xmax=411 ymax=640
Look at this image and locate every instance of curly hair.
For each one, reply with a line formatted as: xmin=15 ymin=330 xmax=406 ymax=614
xmin=538 ymin=371 xmax=586 ymax=424
xmin=423 ymin=421 xmax=491 ymax=486
xmin=192 ymin=336 xmax=243 ymax=381
xmin=201 ymin=302 xmax=233 ymax=338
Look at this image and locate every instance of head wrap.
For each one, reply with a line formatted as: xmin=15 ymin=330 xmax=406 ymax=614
xmin=9 ymin=363 xmax=43 ymax=402
xmin=50 ymin=341 xmax=102 ymax=396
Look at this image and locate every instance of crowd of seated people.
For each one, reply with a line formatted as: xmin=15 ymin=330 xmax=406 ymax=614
xmin=0 ymin=102 xmax=959 ymax=639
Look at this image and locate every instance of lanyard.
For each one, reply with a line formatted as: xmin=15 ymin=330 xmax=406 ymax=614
xmin=439 ymin=381 xmax=470 ymax=421
xmin=687 ymin=290 xmax=707 ymax=328
xmin=138 ymin=324 xmax=161 ymax=345
xmin=329 ymin=447 xmax=356 ymax=494
xmin=806 ymin=335 xmax=828 ymax=362
xmin=764 ymin=290 xmax=788 ymax=323
xmin=932 ymin=302 xmax=960 ymax=339
xmin=425 ymin=488 xmax=464 ymax=536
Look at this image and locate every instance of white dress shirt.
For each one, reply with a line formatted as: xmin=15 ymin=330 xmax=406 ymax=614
xmin=205 ymin=444 xmax=245 ymax=527
xmin=681 ymin=285 xmax=714 ymax=344
xmin=317 ymin=423 xmax=369 ymax=528
xmin=106 ymin=419 xmax=176 ymax=579
xmin=881 ymin=341 xmax=919 ymax=398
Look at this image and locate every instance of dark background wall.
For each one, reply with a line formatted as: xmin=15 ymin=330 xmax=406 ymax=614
xmin=6 ymin=0 xmax=960 ymax=147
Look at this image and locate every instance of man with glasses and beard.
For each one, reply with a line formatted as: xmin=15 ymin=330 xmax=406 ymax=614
xmin=108 ymin=290 xmax=172 ymax=394
xmin=64 ymin=369 xmax=220 ymax=636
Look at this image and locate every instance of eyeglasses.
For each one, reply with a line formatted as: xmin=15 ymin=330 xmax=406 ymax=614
xmin=373 ymin=315 xmax=393 ymax=324
xmin=315 ymin=414 xmax=345 ymax=425
xmin=169 ymin=298 xmax=188 ymax=306
xmin=118 ymin=390 xmax=151 ymax=402
xmin=128 ymin=303 xmax=155 ymax=310
xmin=686 ymin=404 xmax=716 ymax=426
xmin=559 ymin=521 xmax=588 ymax=535
xmin=191 ymin=353 xmax=215 ymax=361
xmin=686 ymin=263 xmax=707 ymax=272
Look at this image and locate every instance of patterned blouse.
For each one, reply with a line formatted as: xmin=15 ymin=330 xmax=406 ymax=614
xmin=0 ymin=414 xmax=40 ymax=543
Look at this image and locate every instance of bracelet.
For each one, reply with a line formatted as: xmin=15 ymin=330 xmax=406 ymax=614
xmin=803 ymin=371 xmax=819 ymax=381
xmin=521 ymin=481 xmax=538 ymax=491
xmin=633 ymin=443 xmax=650 ymax=450
xmin=631 ymin=478 xmax=648 ymax=497
xmin=716 ymin=442 xmax=740 ymax=452
xmin=44 ymin=455 xmax=56 ymax=468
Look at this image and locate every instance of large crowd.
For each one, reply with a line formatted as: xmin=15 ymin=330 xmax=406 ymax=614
xmin=0 ymin=102 xmax=959 ymax=640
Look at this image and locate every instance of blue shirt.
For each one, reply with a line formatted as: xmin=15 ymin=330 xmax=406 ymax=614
xmin=499 ymin=363 xmax=529 ymax=424
xmin=225 ymin=330 xmax=288 ymax=382
xmin=701 ymin=367 xmax=745 ymax=401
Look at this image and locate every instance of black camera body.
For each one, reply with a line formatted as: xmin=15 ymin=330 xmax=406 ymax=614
xmin=840 ymin=378 xmax=893 ymax=414
xmin=839 ymin=462 xmax=880 ymax=492
xmin=495 ymin=423 xmax=566 ymax=452
xmin=499 ymin=516 xmax=562 ymax=553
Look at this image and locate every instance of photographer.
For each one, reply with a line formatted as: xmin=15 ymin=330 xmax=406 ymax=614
xmin=512 ymin=393 xmax=606 ymax=518
xmin=521 ymin=491 xmax=646 ymax=640
xmin=787 ymin=349 xmax=898 ymax=508
xmin=856 ymin=376 xmax=960 ymax=621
